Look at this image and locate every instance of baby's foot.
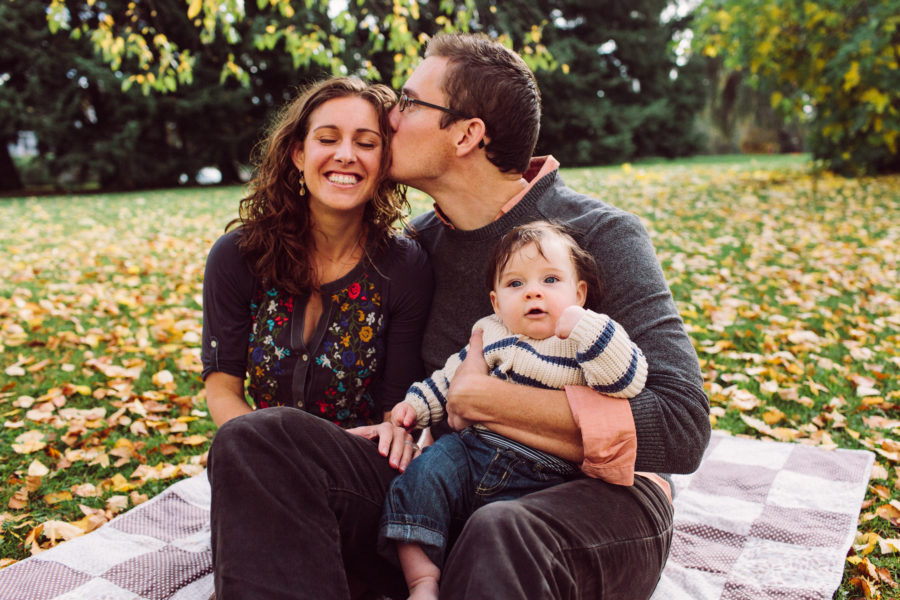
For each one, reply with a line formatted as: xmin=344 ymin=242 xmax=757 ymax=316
xmin=407 ymin=578 xmax=439 ymax=600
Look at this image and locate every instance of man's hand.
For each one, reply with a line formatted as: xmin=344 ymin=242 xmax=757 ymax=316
xmin=446 ymin=328 xmax=490 ymax=431
xmin=390 ymin=402 xmax=419 ymax=430
xmin=346 ymin=421 xmax=421 ymax=472
xmin=555 ymin=305 xmax=586 ymax=340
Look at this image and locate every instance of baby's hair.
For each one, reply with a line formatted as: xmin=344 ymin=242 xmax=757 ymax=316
xmin=485 ymin=221 xmax=601 ymax=303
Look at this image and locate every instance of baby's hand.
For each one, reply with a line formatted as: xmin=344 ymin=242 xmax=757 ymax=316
xmin=555 ymin=305 xmax=586 ymax=339
xmin=390 ymin=402 xmax=418 ymax=430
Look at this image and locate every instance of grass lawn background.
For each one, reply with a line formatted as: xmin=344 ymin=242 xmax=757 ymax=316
xmin=1 ymin=154 xmax=898 ymax=598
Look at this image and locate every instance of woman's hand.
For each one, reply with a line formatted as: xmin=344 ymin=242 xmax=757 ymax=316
xmin=346 ymin=421 xmax=421 ymax=472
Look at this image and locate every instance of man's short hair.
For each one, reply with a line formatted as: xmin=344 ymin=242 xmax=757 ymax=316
xmin=425 ymin=33 xmax=541 ymax=174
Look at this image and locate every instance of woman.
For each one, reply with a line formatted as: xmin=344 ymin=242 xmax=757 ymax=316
xmin=201 ymin=77 xmax=432 ymax=465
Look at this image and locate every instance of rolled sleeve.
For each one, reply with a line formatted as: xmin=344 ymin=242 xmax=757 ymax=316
xmin=564 ymin=385 xmax=636 ymax=486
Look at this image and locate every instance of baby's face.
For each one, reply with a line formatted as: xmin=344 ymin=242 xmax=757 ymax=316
xmin=490 ymin=238 xmax=587 ymax=339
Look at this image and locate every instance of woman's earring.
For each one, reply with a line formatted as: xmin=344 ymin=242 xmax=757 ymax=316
xmin=298 ymin=172 xmax=307 ymax=196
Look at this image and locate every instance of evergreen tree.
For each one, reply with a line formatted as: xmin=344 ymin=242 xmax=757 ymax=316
xmin=472 ymin=0 xmax=706 ymax=165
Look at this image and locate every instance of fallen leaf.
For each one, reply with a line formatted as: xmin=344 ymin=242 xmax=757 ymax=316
xmin=40 ymin=520 xmax=84 ymax=544
xmin=11 ymin=430 xmax=46 ymax=454
xmin=878 ymin=537 xmax=900 ymax=555
xmin=7 ymin=488 xmax=28 ymax=510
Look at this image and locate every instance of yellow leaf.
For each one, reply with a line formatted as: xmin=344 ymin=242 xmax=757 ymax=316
xmin=843 ymin=61 xmax=860 ymax=92
xmin=770 ymin=91 xmax=783 ymax=108
xmin=180 ymin=434 xmax=208 ymax=446
xmin=878 ymin=537 xmax=900 ymax=554
xmin=186 ymin=0 xmax=202 ymax=20
xmin=110 ymin=473 xmax=135 ymax=492
xmin=44 ymin=491 xmax=73 ymax=505
xmin=853 ymin=531 xmax=880 ymax=555
xmin=860 ymin=88 xmax=889 ymax=113
xmin=762 ymin=408 xmax=785 ymax=425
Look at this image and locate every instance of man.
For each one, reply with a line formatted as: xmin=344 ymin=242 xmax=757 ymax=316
xmin=208 ymin=33 xmax=709 ymax=599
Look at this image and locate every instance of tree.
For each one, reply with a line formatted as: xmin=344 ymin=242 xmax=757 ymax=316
xmin=44 ymin=0 xmax=541 ymax=93
xmin=468 ymin=0 xmax=706 ymax=165
xmin=693 ymin=0 xmax=900 ymax=175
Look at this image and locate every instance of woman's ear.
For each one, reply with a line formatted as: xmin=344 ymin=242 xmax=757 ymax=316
xmin=291 ymin=144 xmax=304 ymax=170
xmin=576 ymin=280 xmax=588 ymax=307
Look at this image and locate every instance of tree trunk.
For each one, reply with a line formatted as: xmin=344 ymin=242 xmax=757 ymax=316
xmin=218 ymin=157 xmax=241 ymax=184
xmin=0 ymin=144 xmax=23 ymax=191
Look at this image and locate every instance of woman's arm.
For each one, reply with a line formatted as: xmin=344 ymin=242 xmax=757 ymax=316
xmin=201 ymin=230 xmax=256 ymax=425
xmin=206 ymin=372 xmax=252 ymax=427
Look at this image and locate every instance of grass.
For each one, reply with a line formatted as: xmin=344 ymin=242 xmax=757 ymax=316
xmin=1 ymin=156 xmax=898 ymax=598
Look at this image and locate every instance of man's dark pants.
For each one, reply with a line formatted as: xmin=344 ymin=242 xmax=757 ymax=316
xmin=208 ymin=407 xmax=673 ymax=599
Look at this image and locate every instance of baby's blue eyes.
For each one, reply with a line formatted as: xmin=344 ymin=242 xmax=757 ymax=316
xmin=506 ymin=277 xmax=559 ymax=288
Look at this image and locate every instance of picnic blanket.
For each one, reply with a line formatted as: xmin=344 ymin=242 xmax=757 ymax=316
xmin=0 ymin=432 xmax=873 ymax=600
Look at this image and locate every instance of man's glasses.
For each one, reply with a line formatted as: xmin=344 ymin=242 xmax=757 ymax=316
xmin=398 ymin=93 xmax=472 ymax=120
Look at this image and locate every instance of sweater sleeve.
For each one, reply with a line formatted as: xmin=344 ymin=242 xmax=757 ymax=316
xmin=575 ymin=211 xmax=710 ymax=476
xmin=405 ymin=347 xmax=465 ymax=428
xmin=201 ymin=230 xmax=256 ymax=381
xmin=567 ymin=309 xmax=648 ymax=398
xmin=404 ymin=314 xmax=498 ymax=428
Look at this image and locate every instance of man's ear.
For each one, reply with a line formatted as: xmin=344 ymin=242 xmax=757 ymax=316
xmin=290 ymin=144 xmax=304 ymax=170
xmin=454 ymin=118 xmax=488 ymax=157
xmin=576 ymin=280 xmax=588 ymax=307
xmin=489 ymin=290 xmax=501 ymax=315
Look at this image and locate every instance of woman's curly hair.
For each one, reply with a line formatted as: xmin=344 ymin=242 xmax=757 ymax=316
xmin=228 ymin=77 xmax=407 ymax=296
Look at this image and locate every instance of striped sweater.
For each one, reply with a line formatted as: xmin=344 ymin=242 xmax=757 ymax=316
xmin=405 ymin=311 xmax=648 ymax=429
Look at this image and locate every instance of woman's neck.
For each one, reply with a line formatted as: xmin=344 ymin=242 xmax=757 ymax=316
xmin=311 ymin=212 xmax=367 ymax=285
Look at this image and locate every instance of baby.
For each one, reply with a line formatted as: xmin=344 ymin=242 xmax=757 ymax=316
xmin=379 ymin=221 xmax=648 ymax=600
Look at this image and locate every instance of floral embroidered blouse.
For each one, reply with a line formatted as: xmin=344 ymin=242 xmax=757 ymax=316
xmin=201 ymin=229 xmax=433 ymax=428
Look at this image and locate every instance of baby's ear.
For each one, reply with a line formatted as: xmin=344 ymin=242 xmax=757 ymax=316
xmin=576 ymin=280 xmax=588 ymax=307
xmin=489 ymin=290 xmax=501 ymax=315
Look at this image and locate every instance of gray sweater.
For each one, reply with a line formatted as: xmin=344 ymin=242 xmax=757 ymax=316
xmin=409 ymin=162 xmax=710 ymax=476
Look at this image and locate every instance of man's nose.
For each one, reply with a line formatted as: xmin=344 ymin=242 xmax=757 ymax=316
xmin=388 ymin=105 xmax=400 ymax=131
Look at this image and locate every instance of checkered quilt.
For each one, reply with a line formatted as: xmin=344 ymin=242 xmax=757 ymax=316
xmin=0 ymin=432 xmax=873 ymax=600
xmin=651 ymin=432 xmax=874 ymax=600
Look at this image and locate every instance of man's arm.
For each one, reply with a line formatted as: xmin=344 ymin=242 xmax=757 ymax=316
xmin=446 ymin=329 xmax=585 ymax=461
